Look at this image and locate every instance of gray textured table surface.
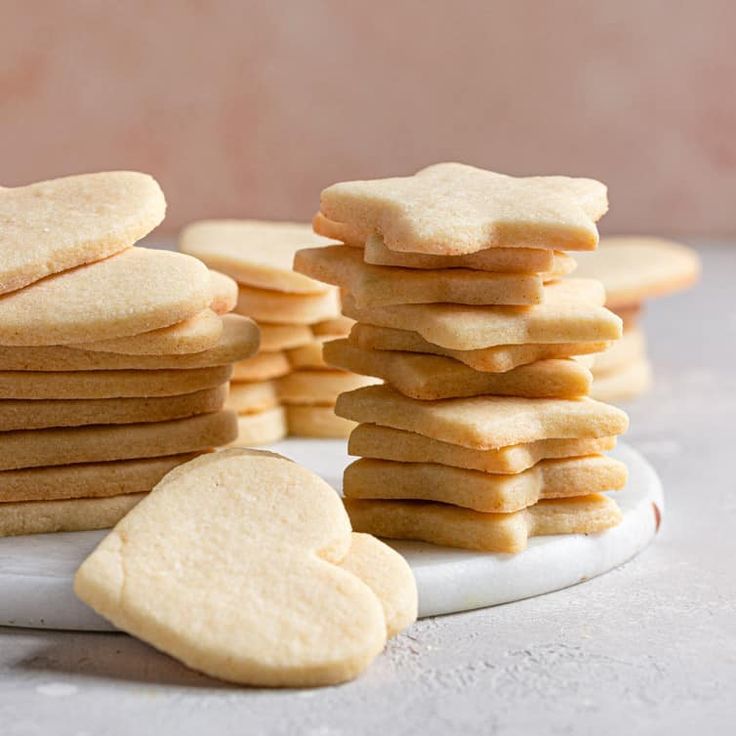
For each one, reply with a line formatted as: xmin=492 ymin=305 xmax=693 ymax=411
xmin=1 ymin=242 xmax=734 ymax=736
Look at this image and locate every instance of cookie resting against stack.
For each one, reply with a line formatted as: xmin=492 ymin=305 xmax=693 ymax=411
xmin=179 ymin=220 xmax=377 ymax=442
xmin=0 ymin=172 xmax=259 ymax=537
xmin=298 ymin=162 xmax=630 ymax=553
xmin=573 ymin=237 xmax=700 ymax=402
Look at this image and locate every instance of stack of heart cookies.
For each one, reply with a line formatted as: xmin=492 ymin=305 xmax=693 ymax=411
xmin=574 ymin=237 xmax=700 ymax=402
xmin=297 ymin=163 xmax=631 ymax=553
xmin=180 ymin=220 xmax=378 ymax=442
xmin=0 ymin=172 xmax=258 ymax=537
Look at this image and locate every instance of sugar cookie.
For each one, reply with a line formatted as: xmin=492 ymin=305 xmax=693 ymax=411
xmin=278 ymin=370 xmax=379 ymax=405
xmin=258 ymin=323 xmax=313 ymax=351
xmin=208 ymin=270 xmax=238 ymax=315
xmin=590 ymin=359 xmax=652 ymax=403
xmin=312 ymin=212 xmax=368 ymax=247
xmin=231 ymin=351 xmax=290 ymax=382
xmin=592 ymin=327 xmax=645 ymax=375
xmin=225 ymin=381 xmax=279 ymax=415
xmin=286 ymin=337 xmax=336 ymax=370
xmin=335 ymin=384 xmax=628 ymax=450
xmin=311 ymin=315 xmax=355 ymax=337
xmin=320 ymin=163 xmax=607 ymax=255
xmin=286 ymin=405 xmax=356 ymax=439
xmin=236 ymin=283 xmax=340 ymax=325
xmin=229 ymin=407 xmax=287 ymax=445
xmin=0 ymin=171 xmax=165 ymax=295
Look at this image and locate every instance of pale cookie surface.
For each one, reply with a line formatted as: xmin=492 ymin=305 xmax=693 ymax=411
xmin=0 ymin=365 xmax=231 ymax=400
xmin=74 ymin=309 xmax=224 ymax=356
xmin=286 ymin=405 xmax=356 ymax=439
xmin=295 ymin=245 xmax=546 ymax=307
xmin=363 ymin=233 xmax=575 ymax=275
xmin=590 ymin=358 xmax=653 ymax=403
xmin=0 ymin=314 xmax=258 ymax=370
xmin=0 ymin=248 xmax=211 ymax=346
xmin=0 ymin=410 xmax=237 ymax=471
xmin=592 ymin=327 xmax=645 ymax=375
xmin=229 ymin=407 xmax=287 ymax=446
xmin=0 ymin=453 xmax=199 ymax=503
xmin=346 ymin=493 xmax=622 ymax=552
xmin=324 ymin=340 xmax=591 ymax=400
xmin=277 ymin=370 xmax=379 ymax=405
xmin=0 ymin=171 xmax=165 ymax=295
xmin=231 ymin=351 xmax=291 ymax=382
xmin=343 ymin=455 xmax=627 ymax=513
xmin=258 ymin=323 xmax=313 ymax=351
xmin=343 ymin=279 xmax=621 ymax=350
xmin=180 ymin=220 xmax=335 ymax=294
xmin=574 ymin=237 xmax=700 ymax=308
xmin=0 ymin=384 xmax=227 ymax=431
xmin=286 ymin=337 xmax=337 ymax=370
xmin=0 ymin=492 xmax=144 ymax=537
xmin=312 ymin=212 xmax=368 ymax=247
xmin=208 ymin=270 xmax=238 ymax=315
xmin=225 ymin=381 xmax=279 ymax=415
xmin=339 ymin=533 xmax=417 ymax=638
xmin=336 ymin=384 xmax=629 ymax=450
xmin=349 ymin=424 xmax=617 ymax=474
xmin=349 ymin=323 xmax=609 ymax=373
xmin=236 ymin=283 xmax=341 ymax=325
xmin=74 ymin=449 xmax=395 ymax=686
xmin=320 ymin=162 xmax=608 ymax=255
xmin=311 ymin=315 xmax=355 ymax=337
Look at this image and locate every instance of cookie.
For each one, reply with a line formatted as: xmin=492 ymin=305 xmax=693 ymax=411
xmin=613 ymin=303 xmax=642 ymax=328
xmin=324 ymin=340 xmax=591 ymax=400
xmin=236 ymin=283 xmax=340 ymax=325
xmin=592 ymin=327 xmax=645 ymax=375
xmin=0 ymin=314 xmax=259 ymax=371
xmin=277 ymin=370 xmax=379 ymax=405
xmin=363 ymin=233 xmax=574 ymax=275
xmin=339 ymin=533 xmax=417 ymax=638
xmin=295 ymin=244 xmax=547 ymax=307
xmin=348 ymin=323 xmax=609 ymax=373
xmin=208 ymin=270 xmax=238 ymax=315
xmin=0 ymin=410 xmax=237 ymax=471
xmin=0 ymin=171 xmax=165 ymax=295
xmin=0 ymin=364 xmax=231 ymax=400
xmin=342 ymin=279 xmax=621 ymax=349
xmin=230 ymin=407 xmax=287 ymax=445
xmin=258 ymin=323 xmax=313 ymax=351
xmin=75 ymin=448 xmax=412 ymax=686
xmin=0 ymin=248 xmax=211 ymax=346
xmin=320 ymin=162 xmax=608 ymax=255
xmin=345 ymin=493 xmax=622 ymax=553
xmin=231 ymin=351 xmax=291 ymax=382
xmin=0 ymin=453 xmax=200 ymax=503
xmin=343 ymin=455 xmax=627 ymax=513
xmin=225 ymin=381 xmax=279 ymax=415
xmin=73 ymin=309 xmax=224 ymax=356
xmin=286 ymin=337 xmax=336 ymax=370
xmin=574 ymin=237 xmax=700 ymax=308
xmin=0 ymin=384 xmax=227 ymax=431
xmin=179 ymin=219 xmax=334 ymax=294
xmin=286 ymin=405 xmax=356 ymax=439
xmin=312 ymin=212 xmax=368 ymax=247
xmin=0 ymin=493 xmax=144 ymax=537
xmin=335 ymin=384 xmax=628 ymax=450
xmin=349 ymin=424 xmax=617 ymax=475
xmin=590 ymin=359 xmax=652 ymax=403
xmin=311 ymin=315 xmax=355 ymax=337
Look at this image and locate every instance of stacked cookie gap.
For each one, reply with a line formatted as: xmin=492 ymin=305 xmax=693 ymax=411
xmin=298 ymin=163 xmax=630 ymax=553
xmin=0 ymin=172 xmax=259 ymax=537
xmin=180 ymin=220 xmax=377 ymax=442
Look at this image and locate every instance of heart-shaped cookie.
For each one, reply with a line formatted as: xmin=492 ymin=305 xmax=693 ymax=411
xmin=75 ymin=448 xmax=416 ymax=686
xmin=0 ymin=171 xmax=165 ymax=295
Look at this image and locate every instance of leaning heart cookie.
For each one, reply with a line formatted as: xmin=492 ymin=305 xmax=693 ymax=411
xmin=74 ymin=448 xmax=417 ymax=687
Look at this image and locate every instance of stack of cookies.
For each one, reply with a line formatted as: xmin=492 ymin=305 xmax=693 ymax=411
xmin=297 ymin=163 xmax=630 ymax=553
xmin=180 ymin=220 xmax=377 ymax=442
xmin=574 ymin=237 xmax=700 ymax=402
xmin=0 ymin=172 xmax=259 ymax=537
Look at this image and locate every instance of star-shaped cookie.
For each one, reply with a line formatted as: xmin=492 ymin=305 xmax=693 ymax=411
xmin=320 ymin=163 xmax=608 ymax=255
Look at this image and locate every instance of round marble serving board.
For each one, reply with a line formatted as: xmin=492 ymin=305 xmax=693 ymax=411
xmin=0 ymin=440 xmax=662 ymax=630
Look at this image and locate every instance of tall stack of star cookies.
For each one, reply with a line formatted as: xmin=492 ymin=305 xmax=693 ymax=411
xmin=0 ymin=173 xmax=259 ymax=537
xmin=573 ymin=237 xmax=700 ymax=402
xmin=297 ymin=163 xmax=630 ymax=553
xmin=180 ymin=221 xmax=377 ymax=442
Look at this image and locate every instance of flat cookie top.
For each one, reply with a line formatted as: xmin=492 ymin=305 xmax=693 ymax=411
xmin=179 ymin=219 xmax=336 ymax=294
xmin=573 ymin=237 xmax=700 ymax=307
xmin=320 ymin=163 xmax=608 ymax=255
xmin=0 ymin=171 xmax=165 ymax=295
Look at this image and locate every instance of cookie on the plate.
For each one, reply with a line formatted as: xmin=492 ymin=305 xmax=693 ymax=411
xmin=229 ymin=406 xmax=287 ymax=446
xmin=285 ymin=404 xmax=356 ymax=439
xmin=236 ymin=283 xmax=340 ymax=325
xmin=277 ymin=370 xmax=379 ymax=406
xmin=75 ymin=449 xmax=417 ymax=686
xmin=231 ymin=351 xmax=291 ymax=382
xmin=320 ymin=163 xmax=608 ymax=255
xmin=0 ymin=171 xmax=165 ymax=295
xmin=225 ymin=381 xmax=279 ymax=415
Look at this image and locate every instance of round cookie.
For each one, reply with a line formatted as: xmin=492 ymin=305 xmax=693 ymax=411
xmin=225 ymin=381 xmax=279 ymax=415
xmin=286 ymin=405 xmax=356 ymax=439
xmin=208 ymin=270 xmax=238 ymax=315
xmin=229 ymin=407 xmax=287 ymax=446
xmin=236 ymin=283 xmax=340 ymax=325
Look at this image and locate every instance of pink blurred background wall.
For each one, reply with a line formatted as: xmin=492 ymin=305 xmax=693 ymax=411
xmin=2 ymin=0 xmax=735 ymax=236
